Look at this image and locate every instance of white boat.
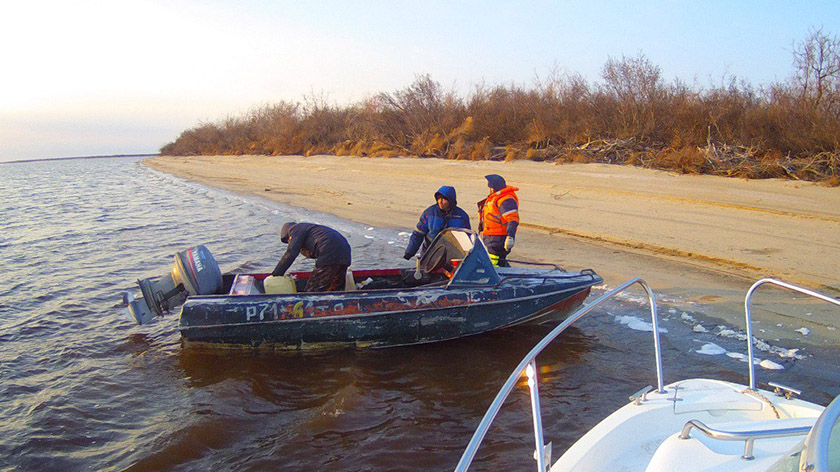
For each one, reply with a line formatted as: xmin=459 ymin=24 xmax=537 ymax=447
xmin=455 ymin=278 xmax=840 ymax=471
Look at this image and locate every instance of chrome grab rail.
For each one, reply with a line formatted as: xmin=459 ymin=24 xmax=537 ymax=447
xmin=679 ymin=419 xmax=811 ymax=460
xmin=454 ymin=278 xmax=663 ymax=472
xmin=744 ymin=279 xmax=840 ymax=390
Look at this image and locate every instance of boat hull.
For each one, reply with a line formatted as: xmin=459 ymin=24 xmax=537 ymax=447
xmin=178 ymin=269 xmax=600 ymax=349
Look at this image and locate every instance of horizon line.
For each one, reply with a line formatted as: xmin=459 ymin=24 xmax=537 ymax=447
xmin=0 ymin=153 xmax=160 ymax=165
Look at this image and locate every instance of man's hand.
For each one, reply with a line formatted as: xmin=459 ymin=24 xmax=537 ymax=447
xmin=504 ymin=236 xmax=515 ymax=251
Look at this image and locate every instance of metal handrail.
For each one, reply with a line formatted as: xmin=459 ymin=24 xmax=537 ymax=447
xmin=744 ymin=278 xmax=840 ymax=390
xmin=679 ymin=419 xmax=811 ymax=460
xmin=454 ymin=278 xmax=663 ymax=472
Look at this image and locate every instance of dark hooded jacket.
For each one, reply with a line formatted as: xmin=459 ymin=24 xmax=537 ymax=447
xmin=272 ymin=223 xmax=351 ymax=276
xmin=404 ymin=186 xmax=471 ymax=259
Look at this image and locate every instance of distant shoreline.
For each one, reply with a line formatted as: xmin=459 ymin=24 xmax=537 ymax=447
xmin=0 ymin=153 xmax=158 ymax=165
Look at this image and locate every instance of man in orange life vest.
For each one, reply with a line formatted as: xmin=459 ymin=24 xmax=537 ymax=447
xmin=477 ymin=174 xmax=519 ymax=267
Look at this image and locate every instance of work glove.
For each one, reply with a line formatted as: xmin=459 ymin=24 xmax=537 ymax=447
xmin=504 ymin=236 xmax=515 ymax=251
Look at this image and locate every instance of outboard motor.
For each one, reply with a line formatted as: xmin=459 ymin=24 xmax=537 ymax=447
xmin=126 ymin=245 xmax=223 ymax=325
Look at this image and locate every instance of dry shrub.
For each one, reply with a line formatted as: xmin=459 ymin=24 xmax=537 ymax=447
xmin=447 ymin=136 xmax=468 ymax=160
xmin=469 ymin=137 xmax=492 ymax=160
xmin=651 ymin=147 xmax=706 ymax=174
xmin=504 ymin=145 xmax=524 ymax=162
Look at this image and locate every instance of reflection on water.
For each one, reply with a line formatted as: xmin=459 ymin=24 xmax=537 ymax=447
xmin=0 ymin=157 xmax=838 ymax=471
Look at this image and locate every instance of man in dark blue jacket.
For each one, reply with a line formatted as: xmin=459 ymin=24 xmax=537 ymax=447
xmin=272 ymin=222 xmax=352 ymax=292
xmin=403 ymin=186 xmax=471 ymax=260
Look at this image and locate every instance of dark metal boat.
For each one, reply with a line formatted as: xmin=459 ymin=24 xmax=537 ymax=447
xmin=127 ymin=229 xmax=602 ymax=350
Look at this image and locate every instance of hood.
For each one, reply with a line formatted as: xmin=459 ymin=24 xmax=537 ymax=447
xmin=434 ymin=185 xmax=457 ymax=206
xmin=280 ymin=222 xmax=296 ymax=243
xmin=485 ymin=174 xmax=506 ymax=193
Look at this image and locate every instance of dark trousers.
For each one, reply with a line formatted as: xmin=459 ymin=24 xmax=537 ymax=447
xmin=305 ymin=265 xmax=349 ymax=292
xmin=481 ymin=235 xmax=510 ymax=267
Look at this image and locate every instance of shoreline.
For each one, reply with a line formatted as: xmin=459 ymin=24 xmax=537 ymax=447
xmin=144 ymin=154 xmax=840 ymax=346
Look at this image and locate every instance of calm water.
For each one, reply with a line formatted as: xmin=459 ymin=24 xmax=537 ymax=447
xmin=1 ymin=157 xmax=838 ymax=471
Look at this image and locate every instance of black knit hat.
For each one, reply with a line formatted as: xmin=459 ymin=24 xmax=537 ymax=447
xmin=280 ymin=222 xmax=295 ymax=243
xmin=485 ymin=174 xmax=506 ymax=192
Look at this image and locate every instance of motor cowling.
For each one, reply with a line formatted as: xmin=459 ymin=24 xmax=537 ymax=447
xmin=171 ymin=245 xmax=223 ymax=296
xmin=127 ymin=245 xmax=223 ymax=324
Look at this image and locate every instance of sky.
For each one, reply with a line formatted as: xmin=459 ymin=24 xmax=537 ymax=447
xmin=1 ymin=0 xmax=839 ymax=162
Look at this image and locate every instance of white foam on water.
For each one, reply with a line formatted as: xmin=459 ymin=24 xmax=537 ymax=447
xmin=398 ymin=231 xmax=410 ymax=237
xmin=795 ymin=327 xmax=811 ymax=336
xmin=692 ymin=325 xmax=708 ymax=333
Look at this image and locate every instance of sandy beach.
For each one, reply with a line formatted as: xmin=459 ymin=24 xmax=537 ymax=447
xmin=145 ymin=155 xmax=840 ymax=343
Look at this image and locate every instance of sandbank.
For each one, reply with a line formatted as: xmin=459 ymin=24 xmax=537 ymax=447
xmin=145 ymin=155 xmax=840 ymax=345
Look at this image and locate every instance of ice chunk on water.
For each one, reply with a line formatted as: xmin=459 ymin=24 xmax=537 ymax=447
xmin=759 ymin=359 xmax=784 ymax=370
xmin=695 ymin=343 xmax=726 ymax=355
xmin=615 ymin=315 xmax=667 ymax=333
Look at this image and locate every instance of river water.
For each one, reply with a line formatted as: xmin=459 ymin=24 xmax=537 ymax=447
xmin=1 ymin=156 xmax=838 ymax=471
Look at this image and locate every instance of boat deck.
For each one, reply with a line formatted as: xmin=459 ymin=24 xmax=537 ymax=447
xmin=552 ymin=378 xmax=821 ymax=471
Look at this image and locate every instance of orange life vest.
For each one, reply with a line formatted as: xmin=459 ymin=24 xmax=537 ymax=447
xmin=480 ymin=186 xmax=519 ymax=236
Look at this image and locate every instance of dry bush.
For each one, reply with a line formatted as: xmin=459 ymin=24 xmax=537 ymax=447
xmin=467 ymin=84 xmax=531 ymax=144
xmin=468 ymin=137 xmax=493 ymax=160
xmin=600 ymin=52 xmax=666 ymax=140
xmin=650 ymin=147 xmax=706 ymax=174
xmin=504 ymin=145 xmax=524 ymax=162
